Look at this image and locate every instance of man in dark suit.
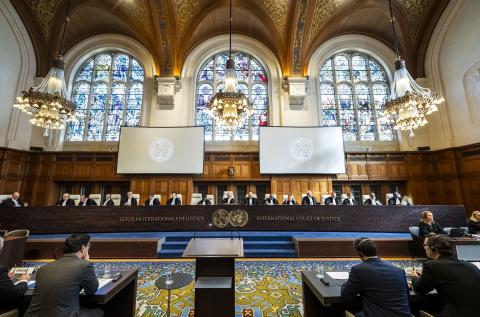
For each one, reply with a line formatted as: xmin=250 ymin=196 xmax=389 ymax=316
xmin=0 ymin=192 xmax=24 ymax=207
xmin=102 ymin=194 xmax=114 ymax=207
xmin=78 ymin=194 xmax=97 ymax=206
xmin=197 ymin=194 xmax=211 ymax=206
xmin=144 ymin=194 xmax=160 ymax=206
xmin=364 ymin=193 xmax=382 ymax=205
xmin=244 ymin=192 xmax=259 ymax=205
xmin=24 ymin=233 xmax=102 ymax=317
xmin=56 ymin=193 xmax=75 ymax=206
xmin=263 ymin=194 xmax=278 ymax=205
xmin=388 ymin=192 xmax=402 ymax=205
xmin=282 ymin=194 xmax=297 ymax=205
xmin=343 ymin=192 xmax=355 ymax=205
xmin=222 ymin=192 xmax=235 ymax=205
xmin=166 ymin=192 xmax=181 ymax=205
xmin=324 ymin=192 xmax=341 ymax=205
xmin=412 ymin=235 xmax=480 ymax=317
xmin=123 ymin=191 xmax=137 ymax=206
xmin=302 ymin=190 xmax=317 ymax=205
xmin=341 ymin=238 xmax=411 ymax=317
xmin=0 ymin=236 xmax=31 ymax=313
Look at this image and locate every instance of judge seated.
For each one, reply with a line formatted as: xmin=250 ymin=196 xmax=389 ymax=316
xmin=324 ymin=192 xmax=341 ymax=205
xmin=78 ymin=194 xmax=97 ymax=206
xmin=244 ymin=192 xmax=259 ymax=205
xmin=144 ymin=194 xmax=160 ymax=206
xmin=197 ymin=194 xmax=211 ymax=206
xmin=56 ymin=193 xmax=75 ymax=207
xmin=282 ymin=194 xmax=297 ymax=205
xmin=388 ymin=192 xmax=402 ymax=205
xmin=343 ymin=192 xmax=355 ymax=205
xmin=418 ymin=211 xmax=446 ymax=236
xmin=364 ymin=193 xmax=382 ymax=205
xmin=166 ymin=192 xmax=181 ymax=206
xmin=123 ymin=191 xmax=137 ymax=206
xmin=102 ymin=193 xmax=114 ymax=206
xmin=223 ymin=192 xmax=236 ymax=205
xmin=468 ymin=211 xmax=480 ymax=234
xmin=302 ymin=190 xmax=317 ymax=205
xmin=0 ymin=191 xmax=24 ymax=207
xmin=263 ymin=194 xmax=278 ymax=205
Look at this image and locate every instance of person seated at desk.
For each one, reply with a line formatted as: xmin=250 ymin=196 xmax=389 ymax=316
xmin=223 ymin=192 xmax=235 ymax=205
xmin=102 ymin=194 xmax=114 ymax=207
xmin=166 ymin=192 xmax=181 ymax=206
xmin=197 ymin=194 xmax=211 ymax=206
xmin=144 ymin=194 xmax=160 ymax=206
xmin=388 ymin=192 xmax=402 ymax=205
xmin=78 ymin=194 xmax=97 ymax=206
xmin=244 ymin=192 xmax=259 ymax=205
xmin=56 ymin=193 xmax=75 ymax=207
xmin=283 ymin=194 xmax=297 ymax=205
xmin=24 ymin=233 xmax=102 ymax=317
xmin=468 ymin=210 xmax=480 ymax=234
xmin=341 ymin=238 xmax=411 ymax=317
xmin=302 ymin=190 xmax=317 ymax=205
xmin=363 ymin=193 xmax=382 ymax=205
xmin=343 ymin=192 xmax=355 ymax=205
xmin=412 ymin=235 xmax=480 ymax=317
xmin=0 ymin=236 xmax=31 ymax=313
xmin=418 ymin=211 xmax=446 ymax=236
xmin=123 ymin=192 xmax=137 ymax=206
xmin=324 ymin=192 xmax=341 ymax=205
xmin=263 ymin=194 xmax=278 ymax=205
xmin=0 ymin=191 xmax=24 ymax=207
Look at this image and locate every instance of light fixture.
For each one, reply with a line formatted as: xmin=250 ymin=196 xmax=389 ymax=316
xmin=207 ymin=0 xmax=252 ymax=130
xmin=380 ymin=0 xmax=444 ymax=137
xmin=13 ymin=0 xmax=77 ymax=134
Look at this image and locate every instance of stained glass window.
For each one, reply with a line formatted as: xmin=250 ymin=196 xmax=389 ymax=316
xmin=67 ymin=52 xmax=144 ymax=141
xmin=319 ymin=52 xmax=394 ymax=141
xmin=195 ymin=52 xmax=268 ymax=141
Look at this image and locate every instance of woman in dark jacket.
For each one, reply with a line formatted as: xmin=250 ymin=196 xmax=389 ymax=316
xmin=418 ymin=211 xmax=446 ymax=236
xmin=468 ymin=211 xmax=480 ymax=234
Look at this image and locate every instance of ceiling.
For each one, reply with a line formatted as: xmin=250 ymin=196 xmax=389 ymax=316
xmin=11 ymin=0 xmax=449 ymax=77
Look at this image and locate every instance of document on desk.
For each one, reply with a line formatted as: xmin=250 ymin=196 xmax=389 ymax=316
xmin=97 ymin=278 xmax=113 ymax=290
xmin=472 ymin=262 xmax=480 ymax=270
xmin=326 ymin=272 xmax=349 ymax=280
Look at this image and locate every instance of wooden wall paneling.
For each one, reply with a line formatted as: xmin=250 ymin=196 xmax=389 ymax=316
xmin=346 ymin=154 xmax=368 ymax=180
xmin=386 ymin=154 xmax=408 ymax=180
xmin=366 ymin=154 xmax=387 ymax=180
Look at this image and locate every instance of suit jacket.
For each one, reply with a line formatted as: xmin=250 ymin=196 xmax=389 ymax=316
xmin=418 ymin=221 xmax=446 ymax=236
xmin=122 ymin=197 xmax=137 ymax=206
xmin=412 ymin=256 xmax=480 ymax=317
xmin=0 ymin=198 xmax=24 ymax=207
xmin=244 ymin=197 xmax=259 ymax=205
xmin=78 ymin=199 xmax=97 ymax=206
xmin=102 ymin=199 xmax=114 ymax=207
xmin=263 ymin=198 xmax=278 ymax=205
xmin=341 ymin=258 xmax=411 ymax=317
xmin=282 ymin=199 xmax=297 ymax=205
xmin=324 ymin=196 xmax=341 ymax=205
xmin=166 ymin=198 xmax=181 ymax=205
xmin=468 ymin=219 xmax=480 ymax=234
xmin=196 ymin=199 xmax=211 ymax=206
xmin=144 ymin=198 xmax=160 ymax=206
xmin=364 ymin=198 xmax=382 ymax=205
xmin=24 ymin=253 xmax=99 ymax=317
xmin=57 ymin=199 xmax=75 ymax=207
xmin=0 ymin=265 xmax=28 ymax=313
xmin=301 ymin=196 xmax=317 ymax=205
xmin=222 ymin=198 xmax=236 ymax=204
xmin=343 ymin=198 xmax=355 ymax=205
xmin=388 ymin=197 xmax=401 ymax=205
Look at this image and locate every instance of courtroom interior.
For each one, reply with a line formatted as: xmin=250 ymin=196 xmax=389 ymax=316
xmin=1 ymin=0 xmax=480 ymax=316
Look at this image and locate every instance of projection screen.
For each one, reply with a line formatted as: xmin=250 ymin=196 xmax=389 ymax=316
xmin=259 ymin=127 xmax=346 ymax=174
xmin=117 ymin=127 xmax=204 ymax=174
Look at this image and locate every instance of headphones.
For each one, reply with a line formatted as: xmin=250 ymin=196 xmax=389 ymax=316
xmin=426 ymin=235 xmax=451 ymax=254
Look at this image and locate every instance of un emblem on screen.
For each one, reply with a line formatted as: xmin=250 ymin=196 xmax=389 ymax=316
xmin=148 ymin=138 xmax=174 ymax=163
xmin=289 ymin=137 xmax=314 ymax=163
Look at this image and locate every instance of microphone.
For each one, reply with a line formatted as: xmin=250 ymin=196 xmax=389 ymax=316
xmin=231 ymin=229 xmax=234 ymax=240
xmin=193 ymin=231 xmax=197 ymax=240
xmin=112 ymin=272 xmax=122 ymax=282
xmin=237 ymin=228 xmax=241 ymax=240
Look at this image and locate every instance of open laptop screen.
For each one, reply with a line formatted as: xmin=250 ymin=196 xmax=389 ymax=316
xmin=456 ymin=245 xmax=480 ymax=261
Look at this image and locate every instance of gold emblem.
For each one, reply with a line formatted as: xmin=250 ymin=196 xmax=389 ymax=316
xmin=228 ymin=209 xmax=249 ymax=227
xmin=212 ymin=209 xmax=230 ymax=228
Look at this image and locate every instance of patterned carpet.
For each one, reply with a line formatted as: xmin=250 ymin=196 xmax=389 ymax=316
xmin=26 ymin=259 xmax=420 ymax=317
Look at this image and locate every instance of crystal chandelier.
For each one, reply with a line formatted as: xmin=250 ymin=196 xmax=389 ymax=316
xmin=13 ymin=0 xmax=77 ymax=133
xmin=208 ymin=0 xmax=252 ymax=130
xmin=381 ymin=0 xmax=444 ymax=137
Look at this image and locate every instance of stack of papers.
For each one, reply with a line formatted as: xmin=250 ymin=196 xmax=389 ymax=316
xmin=472 ymin=262 xmax=480 ymax=270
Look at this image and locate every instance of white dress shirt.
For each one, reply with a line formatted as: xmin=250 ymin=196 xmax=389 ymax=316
xmin=12 ymin=199 xmax=20 ymax=207
xmin=125 ymin=198 xmax=132 ymax=206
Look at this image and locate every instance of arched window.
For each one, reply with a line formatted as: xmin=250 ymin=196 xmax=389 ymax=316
xmin=67 ymin=52 xmax=144 ymax=141
xmin=196 ymin=52 xmax=268 ymax=141
xmin=319 ymin=52 xmax=394 ymax=141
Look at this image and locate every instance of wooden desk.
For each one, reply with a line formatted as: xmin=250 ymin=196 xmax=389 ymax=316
xmin=302 ymin=270 xmax=442 ymax=317
xmin=23 ymin=270 xmax=138 ymax=317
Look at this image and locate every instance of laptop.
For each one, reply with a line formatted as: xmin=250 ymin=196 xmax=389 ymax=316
xmin=449 ymin=228 xmax=466 ymax=237
xmin=456 ymin=244 xmax=480 ymax=262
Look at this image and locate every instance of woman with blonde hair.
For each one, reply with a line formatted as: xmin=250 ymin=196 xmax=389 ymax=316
xmin=418 ymin=211 xmax=446 ymax=236
xmin=468 ymin=211 xmax=480 ymax=234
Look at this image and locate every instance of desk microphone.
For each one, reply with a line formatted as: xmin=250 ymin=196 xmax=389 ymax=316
xmin=112 ymin=272 xmax=122 ymax=282
xmin=320 ymin=277 xmax=330 ymax=286
xmin=193 ymin=231 xmax=197 ymax=240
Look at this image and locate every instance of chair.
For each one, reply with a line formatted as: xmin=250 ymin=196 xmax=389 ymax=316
xmin=245 ymin=193 xmax=257 ymax=199
xmin=341 ymin=193 xmax=348 ymax=202
xmin=206 ymin=194 xmax=215 ymax=205
xmin=402 ymin=195 xmax=414 ymax=206
xmin=0 ymin=230 xmax=7 ymax=237
xmin=176 ymin=194 xmax=183 ymax=204
xmin=408 ymin=226 xmax=426 ymax=258
xmin=419 ymin=311 xmax=435 ymax=317
xmin=0 ymin=309 xmax=19 ymax=317
xmin=223 ymin=191 xmax=234 ymax=199
xmin=89 ymin=194 xmax=101 ymax=205
xmin=0 ymin=230 xmax=29 ymax=269
xmin=362 ymin=194 xmax=370 ymax=204
xmin=4 ymin=229 xmax=30 ymax=238
xmin=132 ymin=193 xmax=140 ymax=204
xmin=321 ymin=194 xmax=331 ymax=205
xmin=345 ymin=311 xmax=356 ymax=317
xmin=191 ymin=193 xmax=202 ymax=205
xmin=0 ymin=194 xmax=11 ymax=204
xmin=386 ymin=193 xmax=393 ymax=203
xmin=70 ymin=194 xmax=80 ymax=206
xmin=282 ymin=194 xmax=296 ymax=202
xmin=111 ymin=194 xmax=122 ymax=206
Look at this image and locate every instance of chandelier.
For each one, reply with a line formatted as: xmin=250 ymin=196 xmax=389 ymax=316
xmin=380 ymin=0 xmax=444 ymax=137
xmin=13 ymin=0 xmax=77 ymax=132
xmin=208 ymin=0 xmax=252 ymax=130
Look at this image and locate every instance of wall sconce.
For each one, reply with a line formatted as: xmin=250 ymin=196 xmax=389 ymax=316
xmin=284 ymin=77 xmax=308 ymax=106
xmin=155 ymin=76 xmax=181 ymax=109
xmin=227 ymin=167 xmax=235 ymax=177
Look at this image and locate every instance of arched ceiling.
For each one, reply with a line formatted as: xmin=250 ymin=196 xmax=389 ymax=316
xmin=11 ymin=0 xmax=449 ymax=78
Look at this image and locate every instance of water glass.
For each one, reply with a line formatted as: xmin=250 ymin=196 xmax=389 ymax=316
xmin=103 ymin=263 xmax=111 ymax=278
xmin=316 ymin=265 xmax=324 ymax=279
xmin=165 ymin=272 xmax=174 ymax=286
